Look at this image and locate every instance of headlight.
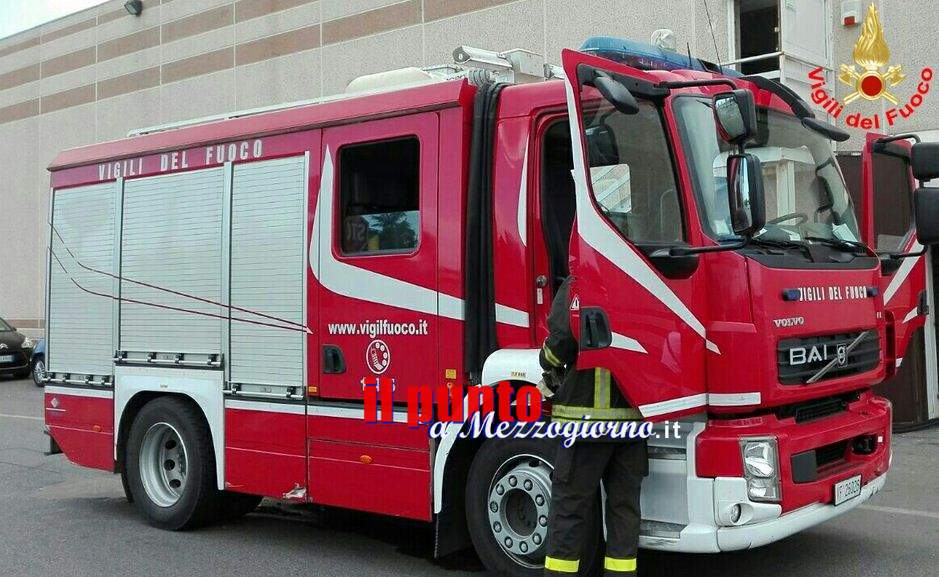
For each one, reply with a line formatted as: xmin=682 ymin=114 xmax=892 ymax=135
xmin=741 ymin=438 xmax=781 ymax=502
xmin=22 ymin=336 xmax=34 ymax=349
xmin=743 ymin=440 xmax=777 ymax=477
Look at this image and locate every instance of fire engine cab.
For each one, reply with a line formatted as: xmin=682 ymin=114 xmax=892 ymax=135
xmin=42 ymin=38 xmax=939 ymax=576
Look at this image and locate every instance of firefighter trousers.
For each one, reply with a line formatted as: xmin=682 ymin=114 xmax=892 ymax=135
xmin=544 ymin=439 xmax=648 ymax=577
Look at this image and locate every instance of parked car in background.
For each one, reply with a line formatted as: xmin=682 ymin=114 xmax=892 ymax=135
xmin=0 ymin=316 xmax=36 ymax=380
xmin=30 ymin=339 xmax=45 ymax=386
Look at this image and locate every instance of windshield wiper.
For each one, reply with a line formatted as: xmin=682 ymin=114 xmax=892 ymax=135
xmin=804 ymin=236 xmax=870 ymax=254
xmin=746 ymin=236 xmax=812 ymax=257
xmin=749 ymin=237 xmax=806 ymax=249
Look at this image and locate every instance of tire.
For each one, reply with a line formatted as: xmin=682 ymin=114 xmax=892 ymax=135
xmin=125 ymin=397 xmax=221 ymax=530
xmin=120 ymin=468 xmax=134 ymax=504
xmin=31 ymin=357 xmax=45 ymax=386
xmin=465 ymin=437 xmax=601 ymax=577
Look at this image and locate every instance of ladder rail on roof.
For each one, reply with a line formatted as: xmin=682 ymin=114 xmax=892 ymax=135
xmin=125 ymin=73 xmax=460 ymax=137
xmin=127 ymin=46 xmax=560 ymax=138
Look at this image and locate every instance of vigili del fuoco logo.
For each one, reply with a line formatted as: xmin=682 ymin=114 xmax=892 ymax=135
xmin=808 ymin=3 xmax=932 ymax=130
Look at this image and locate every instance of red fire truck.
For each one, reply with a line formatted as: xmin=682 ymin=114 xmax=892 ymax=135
xmin=42 ymin=38 xmax=939 ymax=576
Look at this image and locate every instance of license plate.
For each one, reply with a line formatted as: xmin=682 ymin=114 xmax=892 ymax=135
xmin=834 ymin=475 xmax=862 ymax=505
xmin=0 ymin=354 xmax=13 ymax=363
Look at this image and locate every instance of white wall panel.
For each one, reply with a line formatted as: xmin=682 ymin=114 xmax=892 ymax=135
xmin=48 ymin=182 xmax=116 ymax=377
xmin=230 ymin=156 xmax=306 ymax=386
xmin=120 ymin=168 xmax=224 ymax=354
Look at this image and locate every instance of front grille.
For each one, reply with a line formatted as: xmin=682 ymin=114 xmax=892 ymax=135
xmin=816 ymin=440 xmax=849 ymax=468
xmin=791 ymin=440 xmax=850 ymax=484
xmin=777 ymin=331 xmax=880 ymax=385
xmin=793 ymin=396 xmax=848 ymax=423
xmin=775 ymin=392 xmax=857 ymax=423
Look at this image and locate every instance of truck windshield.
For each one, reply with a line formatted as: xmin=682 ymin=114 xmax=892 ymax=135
xmin=673 ymin=97 xmax=861 ymax=245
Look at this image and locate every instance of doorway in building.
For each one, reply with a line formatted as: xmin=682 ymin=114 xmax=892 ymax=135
xmin=734 ymin=0 xmax=780 ymax=75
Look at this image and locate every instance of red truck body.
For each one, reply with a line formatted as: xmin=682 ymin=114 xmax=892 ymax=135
xmin=42 ymin=44 xmax=923 ymax=571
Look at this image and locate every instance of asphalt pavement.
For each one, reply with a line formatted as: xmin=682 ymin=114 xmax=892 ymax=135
xmin=0 ymin=377 xmax=936 ymax=577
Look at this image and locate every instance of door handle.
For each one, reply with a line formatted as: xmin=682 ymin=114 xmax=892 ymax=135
xmin=580 ymin=307 xmax=612 ymax=350
xmin=322 ymin=345 xmax=346 ymax=374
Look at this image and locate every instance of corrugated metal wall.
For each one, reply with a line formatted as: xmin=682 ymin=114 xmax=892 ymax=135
xmin=48 ymin=182 xmax=116 ymax=376
xmin=229 ymin=156 xmax=307 ymax=387
xmin=120 ymin=168 xmax=224 ymax=354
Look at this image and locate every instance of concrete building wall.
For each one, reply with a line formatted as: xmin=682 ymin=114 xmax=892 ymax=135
xmin=830 ymin=0 xmax=938 ymax=150
xmin=0 ymin=0 xmax=935 ymax=333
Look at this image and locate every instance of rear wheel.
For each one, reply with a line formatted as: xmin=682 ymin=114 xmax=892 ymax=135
xmin=125 ymin=397 xmax=220 ymax=530
xmin=465 ymin=437 xmax=601 ymax=577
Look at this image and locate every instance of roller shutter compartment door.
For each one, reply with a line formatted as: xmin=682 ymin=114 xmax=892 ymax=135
xmin=48 ymin=183 xmax=117 ymax=377
xmin=230 ymin=156 xmax=306 ymax=387
xmin=120 ymin=168 xmax=224 ymax=355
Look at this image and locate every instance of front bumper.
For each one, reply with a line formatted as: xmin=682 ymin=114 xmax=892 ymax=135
xmin=715 ymin=472 xmax=886 ymax=551
xmin=639 ymin=395 xmax=890 ymax=554
xmin=695 ymin=391 xmax=891 ymax=512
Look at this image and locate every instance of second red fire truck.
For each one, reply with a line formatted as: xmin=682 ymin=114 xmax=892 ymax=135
xmin=42 ymin=38 xmax=939 ymax=576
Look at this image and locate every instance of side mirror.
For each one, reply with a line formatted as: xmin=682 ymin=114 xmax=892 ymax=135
xmin=713 ymin=89 xmax=757 ymax=146
xmin=911 ymin=142 xmax=939 ymax=182
xmin=914 ymin=187 xmax=939 ymax=244
xmin=593 ymin=72 xmax=639 ymax=115
xmin=727 ymin=153 xmax=766 ymax=236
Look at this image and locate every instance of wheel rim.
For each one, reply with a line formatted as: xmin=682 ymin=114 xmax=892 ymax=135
xmin=33 ymin=361 xmax=45 ymax=381
xmin=139 ymin=422 xmax=189 ymax=508
xmin=486 ymin=454 xmax=553 ymax=569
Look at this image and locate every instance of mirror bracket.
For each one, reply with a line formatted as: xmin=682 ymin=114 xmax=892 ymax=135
xmin=880 ymin=246 xmax=928 ymax=260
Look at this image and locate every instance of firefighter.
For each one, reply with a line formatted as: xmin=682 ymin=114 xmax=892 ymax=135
xmin=539 ymin=276 xmax=648 ymax=577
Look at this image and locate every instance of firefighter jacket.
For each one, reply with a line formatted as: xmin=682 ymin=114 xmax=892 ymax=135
xmin=539 ymin=277 xmax=642 ymax=423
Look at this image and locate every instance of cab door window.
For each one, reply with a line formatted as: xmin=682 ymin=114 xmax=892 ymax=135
xmin=582 ymin=100 xmax=684 ymax=244
xmin=339 ymin=137 xmax=420 ymax=255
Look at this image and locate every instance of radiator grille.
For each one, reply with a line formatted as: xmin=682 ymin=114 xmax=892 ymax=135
xmin=777 ymin=331 xmax=880 ymax=385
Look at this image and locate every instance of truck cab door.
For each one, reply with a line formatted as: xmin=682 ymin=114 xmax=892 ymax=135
xmin=861 ymin=132 xmax=927 ymax=372
xmin=559 ymin=49 xmax=709 ymax=421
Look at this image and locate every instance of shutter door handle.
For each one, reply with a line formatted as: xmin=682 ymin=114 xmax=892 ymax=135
xmin=322 ymin=345 xmax=346 ymax=374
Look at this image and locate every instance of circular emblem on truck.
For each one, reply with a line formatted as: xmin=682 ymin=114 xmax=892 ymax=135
xmin=366 ymin=339 xmax=390 ymax=374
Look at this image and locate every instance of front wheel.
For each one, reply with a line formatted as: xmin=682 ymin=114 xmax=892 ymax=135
xmin=125 ymin=397 xmax=221 ymax=530
xmin=31 ymin=357 xmax=45 ymax=386
xmin=465 ymin=437 xmax=601 ymax=577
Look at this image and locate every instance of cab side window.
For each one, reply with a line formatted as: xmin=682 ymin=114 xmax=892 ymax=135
xmin=871 ymin=151 xmax=913 ymax=252
xmin=339 ymin=137 xmax=420 ymax=255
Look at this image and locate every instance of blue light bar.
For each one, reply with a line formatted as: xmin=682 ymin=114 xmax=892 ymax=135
xmin=580 ymin=36 xmax=742 ymax=77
